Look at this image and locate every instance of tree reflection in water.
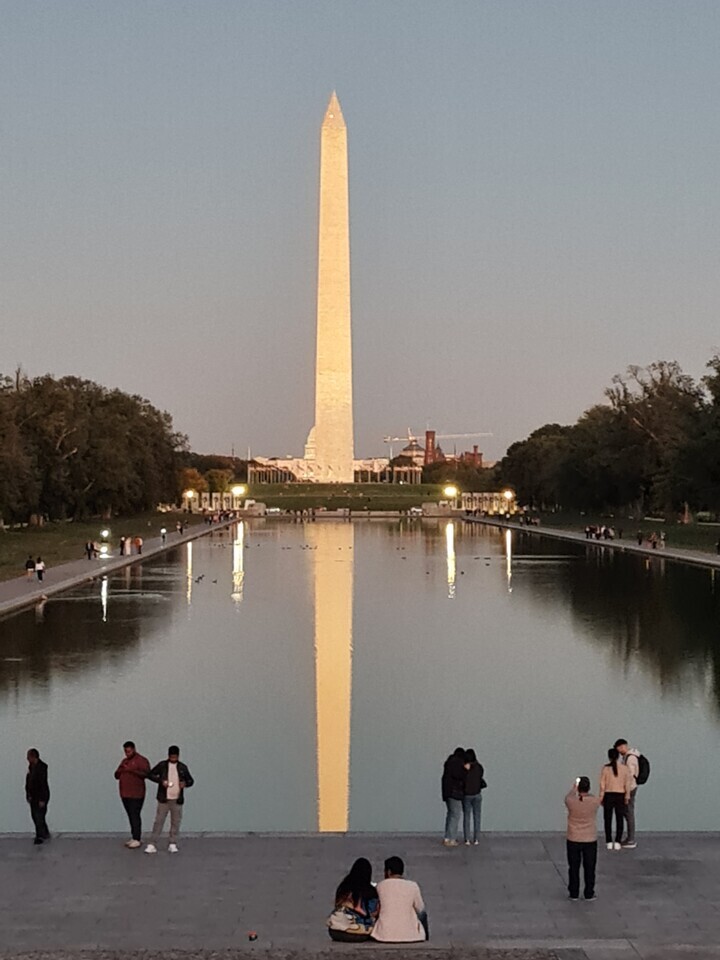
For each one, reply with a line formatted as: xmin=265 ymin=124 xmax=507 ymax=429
xmin=0 ymin=554 xmax=182 ymax=696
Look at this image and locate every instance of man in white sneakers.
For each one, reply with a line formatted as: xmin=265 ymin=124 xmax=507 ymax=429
xmin=614 ymin=738 xmax=642 ymax=849
xmin=144 ymin=745 xmax=194 ymax=854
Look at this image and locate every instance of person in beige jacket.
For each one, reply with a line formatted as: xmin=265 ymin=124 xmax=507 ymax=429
xmin=599 ymin=748 xmax=632 ymax=850
xmin=565 ymin=777 xmax=601 ymax=900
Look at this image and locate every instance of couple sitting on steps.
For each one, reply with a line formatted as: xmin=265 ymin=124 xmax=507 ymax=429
xmin=327 ymin=856 xmax=428 ymax=943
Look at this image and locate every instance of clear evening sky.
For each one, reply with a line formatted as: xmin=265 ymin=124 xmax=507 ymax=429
xmin=2 ymin=1 xmax=719 ymax=461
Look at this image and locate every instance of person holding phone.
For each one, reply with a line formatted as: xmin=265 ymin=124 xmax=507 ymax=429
xmin=144 ymin=746 xmax=194 ymax=855
xmin=565 ymin=776 xmax=601 ymax=901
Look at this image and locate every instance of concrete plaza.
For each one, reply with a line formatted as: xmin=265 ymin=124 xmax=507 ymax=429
xmin=0 ymin=833 xmax=719 ymax=959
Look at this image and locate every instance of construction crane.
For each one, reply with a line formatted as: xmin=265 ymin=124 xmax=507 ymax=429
xmin=382 ymin=430 xmax=492 ymax=460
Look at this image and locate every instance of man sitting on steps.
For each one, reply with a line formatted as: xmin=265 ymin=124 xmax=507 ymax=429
xmin=371 ymin=856 xmax=428 ymax=943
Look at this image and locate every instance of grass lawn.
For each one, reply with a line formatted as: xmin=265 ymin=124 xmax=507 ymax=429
xmin=0 ymin=511 xmax=201 ymax=582
xmin=246 ymin=482 xmax=444 ymax=512
xmin=537 ymin=511 xmax=720 ymax=554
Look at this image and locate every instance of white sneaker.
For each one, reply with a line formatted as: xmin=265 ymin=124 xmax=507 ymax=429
xmin=127 ymin=839 xmax=141 ymax=849
xmin=168 ymin=843 xmax=179 ymax=853
xmin=443 ymin=839 xmax=458 ymax=847
xmin=613 ymin=842 xmax=621 ymax=850
xmin=144 ymin=843 xmax=157 ymax=854
xmin=464 ymin=841 xmax=471 ymax=846
xmin=606 ymin=842 xmax=613 ymax=850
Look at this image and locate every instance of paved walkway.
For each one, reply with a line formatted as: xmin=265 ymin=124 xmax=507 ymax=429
xmin=0 ymin=520 xmax=235 ymax=619
xmin=0 ymin=833 xmax=719 ymax=958
xmin=467 ymin=517 xmax=720 ymax=571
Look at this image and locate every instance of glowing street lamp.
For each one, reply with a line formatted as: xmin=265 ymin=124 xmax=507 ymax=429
xmin=502 ymin=489 xmax=514 ymax=502
xmin=184 ymin=489 xmax=195 ymax=500
xmin=443 ymin=485 xmax=459 ymax=499
xmin=99 ymin=529 xmax=110 ymax=559
xmin=231 ymin=484 xmax=246 ymax=498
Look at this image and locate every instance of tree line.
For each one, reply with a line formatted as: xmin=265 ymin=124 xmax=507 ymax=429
xmin=0 ymin=371 xmax=186 ymax=523
xmin=499 ymin=357 xmax=720 ymax=518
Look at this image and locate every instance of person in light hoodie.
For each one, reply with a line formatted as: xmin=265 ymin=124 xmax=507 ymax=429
xmin=599 ymin=748 xmax=632 ymax=851
xmin=614 ymin=738 xmax=641 ymax=849
xmin=371 ymin=857 xmax=428 ymax=943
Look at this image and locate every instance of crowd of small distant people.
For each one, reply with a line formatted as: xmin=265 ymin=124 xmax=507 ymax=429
xmin=18 ymin=515 xmax=245 ymax=583
xmin=583 ymin=524 xmax=672 ymax=549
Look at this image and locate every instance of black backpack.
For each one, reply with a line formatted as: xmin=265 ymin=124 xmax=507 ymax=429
xmin=635 ymin=754 xmax=650 ymax=785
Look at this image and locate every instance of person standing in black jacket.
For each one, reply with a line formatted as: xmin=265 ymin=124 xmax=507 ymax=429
xmin=25 ymin=748 xmax=50 ymax=845
xmin=441 ymin=747 xmax=466 ymax=846
xmin=144 ymin=745 xmax=194 ymax=855
xmin=462 ymin=748 xmax=485 ymax=845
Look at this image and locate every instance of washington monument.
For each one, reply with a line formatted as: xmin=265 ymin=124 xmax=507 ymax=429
xmin=309 ymin=92 xmax=355 ymax=482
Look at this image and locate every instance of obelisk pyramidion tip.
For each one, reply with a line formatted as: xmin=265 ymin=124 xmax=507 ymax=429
xmin=323 ymin=91 xmax=345 ymax=128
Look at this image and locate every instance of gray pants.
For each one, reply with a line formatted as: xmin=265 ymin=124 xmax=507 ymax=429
xmin=624 ymin=788 xmax=637 ymax=842
xmin=150 ymin=800 xmax=182 ymax=844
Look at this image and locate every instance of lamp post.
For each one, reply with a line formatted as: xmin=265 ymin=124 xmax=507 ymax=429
xmin=231 ymin=484 xmax=246 ymax=510
xmin=184 ymin=489 xmax=195 ymax=513
xmin=443 ymin=484 xmax=459 ymax=510
xmin=502 ymin=489 xmax=515 ymax=518
xmin=99 ymin=528 xmax=110 ymax=558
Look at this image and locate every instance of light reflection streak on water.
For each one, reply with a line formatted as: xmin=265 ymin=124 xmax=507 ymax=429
xmin=100 ymin=577 xmax=108 ymax=622
xmin=505 ymin=528 xmax=513 ymax=593
xmin=232 ymin=521 xmax=245 ymax=602
xmin=446 ymin=521 xmax=456 ymax=599
xmin=186 ymin=541 xmax=193 ymax=605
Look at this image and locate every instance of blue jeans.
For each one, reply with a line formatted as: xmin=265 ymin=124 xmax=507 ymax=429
xmin=462 ymin=793 xmax=482 ymax=842
xmin=444 ymin=798 xmax=462 ymax=840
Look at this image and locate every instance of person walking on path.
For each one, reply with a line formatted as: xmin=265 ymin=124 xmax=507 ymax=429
xmin=34 ymin=557 xmax=45 ymax=582
xmin=134 ymin=536 xmax=143 ymax=555
xmin=462 ymin=748 xmax=485 ymax=845
xmin=599 ymin=748 xmax=632 ymax=851
xmin=565 ymin=777 xmax=601 ymax=901
xmin=25 ymin=748 xmax=50 ymax=845
xmin=615 ymin=738 xmax=643 ymax=849
xmin=371 ymin=856 xmax=428 ymax=943
xmin=85 ymin=541 xmax=94 ymax=560
xmin=114 ymin=740 xmax=151 ymax=849
xmin=144 ymin=746 xmax=194 ymax=854
xmin=441 ymin=747 xmax=466 ymax=846
xmin=24 ymin=555 xmax=35 ymax=580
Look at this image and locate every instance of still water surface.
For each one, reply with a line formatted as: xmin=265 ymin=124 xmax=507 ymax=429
xmin=1 ymin=520 xmax=719 ymax=833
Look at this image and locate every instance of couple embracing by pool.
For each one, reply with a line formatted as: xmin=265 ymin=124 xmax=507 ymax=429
xmin=442 ymin=746 xmax=486 ymax=846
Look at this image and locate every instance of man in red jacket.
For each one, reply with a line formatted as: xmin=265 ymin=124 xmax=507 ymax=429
xmin=114 ymin=740 xmax=151 ymax=848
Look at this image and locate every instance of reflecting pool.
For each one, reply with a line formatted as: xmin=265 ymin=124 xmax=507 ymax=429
xmin=1 ymin=519 xmax=719 ymax=833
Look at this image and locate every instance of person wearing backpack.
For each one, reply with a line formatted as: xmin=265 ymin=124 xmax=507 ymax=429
xmin=614 ymin=738 xmax=649 ymax=849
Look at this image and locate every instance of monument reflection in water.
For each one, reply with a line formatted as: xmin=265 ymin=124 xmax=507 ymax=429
xmin=308 ymin=522 xmax=353 ymax=832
